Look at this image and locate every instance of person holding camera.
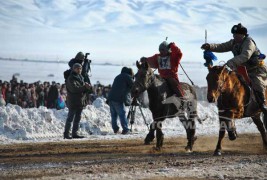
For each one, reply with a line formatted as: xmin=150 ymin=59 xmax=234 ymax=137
xmin=108 ymin=67 xmax=134 ymax=134
xmin=140 ymin=41 xmax=184 ymax=97
xmin=68 ymin=52 xmax=91 ymax=84
xmin=64 ymin=63 xmax=91 ymax=139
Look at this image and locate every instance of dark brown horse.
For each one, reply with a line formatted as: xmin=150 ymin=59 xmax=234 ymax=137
xmin=131 ymin=61 xmax=199 ymax=152
xmin=206 ymin=65 xmax=267 ymax=156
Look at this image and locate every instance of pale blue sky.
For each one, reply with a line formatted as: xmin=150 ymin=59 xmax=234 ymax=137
xmin=0 ymin=0 xmax=267 ymax=64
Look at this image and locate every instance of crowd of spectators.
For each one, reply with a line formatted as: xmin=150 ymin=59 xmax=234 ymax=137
xmin=0 ymin=75 xmax=111 ymax=109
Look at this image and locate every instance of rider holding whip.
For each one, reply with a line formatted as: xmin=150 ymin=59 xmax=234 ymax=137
xmin=201 ymin=23 xmax=267 ymax=129
xmin=140 ymin=40 xmax=184 ymax=98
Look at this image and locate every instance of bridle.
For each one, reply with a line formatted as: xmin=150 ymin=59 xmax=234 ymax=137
xmin=211 ymin=65 xmax=251 ymax=111
xmin=134 ymin=68 xmax=156 ymax=93
xmin=215 ymin=66 xmax=229 ymax=94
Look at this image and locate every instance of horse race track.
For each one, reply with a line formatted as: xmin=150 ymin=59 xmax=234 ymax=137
xmin=0 ymin=133 xmax=266 ymax=180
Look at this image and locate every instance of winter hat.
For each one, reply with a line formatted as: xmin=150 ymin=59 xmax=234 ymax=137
xmin=72 ymin=63 xmax=82 ymax=70
xmin=75 ymin=52 xmax=85 ymax=61
xmin=159 ymin=41 xmax=171 ymax=53
xmin=159 ymin=41 xmax=168 ymax=51
xmin=231 ymin=23 xmax=248 ymax=35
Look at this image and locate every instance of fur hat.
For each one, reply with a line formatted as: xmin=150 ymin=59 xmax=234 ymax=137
xmin=231 ymin=23 xmax=247 ymax=35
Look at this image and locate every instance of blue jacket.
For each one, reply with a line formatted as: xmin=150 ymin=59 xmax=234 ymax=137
xmin=108 ymin=67 xmax=134 ymax=105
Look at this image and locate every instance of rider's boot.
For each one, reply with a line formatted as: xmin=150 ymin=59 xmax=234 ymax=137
xmin=254 ymin=90 xmax=267 ymax=130
xmin=165 ymin=78 xmax=184 ymax=97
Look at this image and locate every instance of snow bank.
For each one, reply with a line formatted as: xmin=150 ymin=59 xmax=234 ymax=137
xmin=0 ymin=98 xmax=258 ymax=144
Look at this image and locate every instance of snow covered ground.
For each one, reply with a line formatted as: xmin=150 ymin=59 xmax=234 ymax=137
xmin=0 ymin=98 xmax=259 ymax=144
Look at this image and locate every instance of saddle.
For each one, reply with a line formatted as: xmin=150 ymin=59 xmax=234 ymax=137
xmin=236 ymin=66 xmax=252 ymax=102
xmin=236 ymin=66 xmax=259 ymax=116
xmin=237 ymin=66 xmax=251 ymax=84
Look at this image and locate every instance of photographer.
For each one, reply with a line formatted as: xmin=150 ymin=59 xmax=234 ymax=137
xmin=68 ymin=52 xmax=91 ymax=84
xmin=108 ymin=67 xmax=134 ymax=134
xmin=68 ymin=52 xmax=92 ymax=105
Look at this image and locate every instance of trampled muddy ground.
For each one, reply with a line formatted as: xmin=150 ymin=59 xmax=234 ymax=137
xmin=0 ymin=133 xmax=266 ymax=180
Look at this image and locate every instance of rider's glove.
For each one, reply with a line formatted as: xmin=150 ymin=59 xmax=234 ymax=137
xmin=201 ymin=43 xmax=210 ymax=50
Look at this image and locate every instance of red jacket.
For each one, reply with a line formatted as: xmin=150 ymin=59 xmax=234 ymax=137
xmin=146 ymin=42 xmax=182 ymax=80
xmin=1 ymin=87 xmax=6 ymax=100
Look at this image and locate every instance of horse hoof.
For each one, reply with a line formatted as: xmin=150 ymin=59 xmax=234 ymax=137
xmin=144 ymin=141 xmax=150 ymax=145
xmin=185 ymin=146 xmax=192 ymax=153
xmin=229 ymin=136 xmax=237 ymax=141
xmin=153 ymin=146 xmax=161 ymax=151
xmin=213 ymin=151 xmax=222 ymax=156
xmin=185 ymin=149 xmax=192 ymax=153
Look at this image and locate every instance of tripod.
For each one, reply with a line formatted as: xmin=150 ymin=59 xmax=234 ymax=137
xmin=127 ymin=98 xmax=150 ymax=131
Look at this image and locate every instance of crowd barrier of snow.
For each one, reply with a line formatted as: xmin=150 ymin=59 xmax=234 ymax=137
xmin=0 ymin=98 xmax=259 ymax=144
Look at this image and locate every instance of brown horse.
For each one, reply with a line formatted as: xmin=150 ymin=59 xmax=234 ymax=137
xmin=206 ymin=65 xmax=267 ymax=156
xmin=131 ymin=61 xmax=199 ymax=151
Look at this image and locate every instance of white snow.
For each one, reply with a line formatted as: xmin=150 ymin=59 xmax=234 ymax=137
xmin=0 ymin=97 xmax=259 ymax=144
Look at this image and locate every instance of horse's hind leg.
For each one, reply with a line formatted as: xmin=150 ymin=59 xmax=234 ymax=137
xmin=180 ymin=115 xmax=196 ymax=152
xmin=251 ymin=115 xmax=267 ymax=149
xmin=156 ymin=126 xmax=164 ymax=150
xmin=144 ymin=123 xmax=155 ymax=145
xmin=186 ymin=120 xmax=197 ymax=152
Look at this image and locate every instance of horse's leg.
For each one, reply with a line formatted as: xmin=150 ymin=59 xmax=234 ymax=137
xmin=185 ymin=119 xmax=196 ymax=152
xmin=214 ymin=128 xmax=226 ymax=156
xmin=251 ymin=115 xmax=267 ymax=149
xmin=214 ymin=116 xmax=229 ymax=156
xmin=180 ymin=114 xmax=196 ymax=152
xmin=155 ymin=121 xmax=164 ymax=150
xmin=144 ymin=122 xmax=156 ymax=145
xmin=214 ymin=111 xmax=236 ymax=156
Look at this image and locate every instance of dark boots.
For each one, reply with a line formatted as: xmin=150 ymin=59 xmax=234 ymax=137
xmin=165 ymin=78 xmax=184 ymax=97
xmin=72 ymin=134 xmax=85 ymax=139
xmin=72 ymin=118 xmax=84 ymax=138
xmin=254 ymin=91 xmax=267 ymax=130
xmin=64 ymin=132 xmax=72 ymax=139
xmin=63 ymin=132 xmax=84 ymax=139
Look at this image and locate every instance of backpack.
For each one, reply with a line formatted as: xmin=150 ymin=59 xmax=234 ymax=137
xmin=63 ymin=69 xmax=71 ymax=81
xmin=57 ymin=96 xmax=65 ymax=109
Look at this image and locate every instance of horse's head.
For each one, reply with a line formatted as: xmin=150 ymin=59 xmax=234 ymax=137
xmin=206 ymin=65 xmax=229 ymax=103
xmin=131 ymin=61 xmax=154 ymax=98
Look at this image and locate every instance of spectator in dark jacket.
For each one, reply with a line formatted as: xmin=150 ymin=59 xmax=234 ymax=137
xmin=108 ymin=67 xmax=134 ymax=134
xmin=64 ymin=63 xmax=91 ymax=139
xmin=47 ymin=81 xmax=58 ymax=109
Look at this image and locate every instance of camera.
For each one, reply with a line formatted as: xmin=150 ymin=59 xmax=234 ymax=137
xmin=85 ymin=52 xmax=92 ymax=63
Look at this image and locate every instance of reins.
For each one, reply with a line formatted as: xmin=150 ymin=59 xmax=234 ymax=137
xmin=213 ymin=66 xmax=252 ymax=110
